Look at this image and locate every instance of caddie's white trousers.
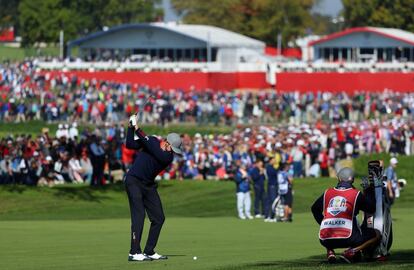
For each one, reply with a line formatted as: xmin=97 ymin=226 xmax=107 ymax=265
xmin=237 ymin=191 xmax=252 ymax=218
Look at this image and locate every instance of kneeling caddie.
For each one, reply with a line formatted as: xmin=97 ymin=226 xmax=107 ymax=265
xmin=311 ymin=167 xmax=381 ymax=263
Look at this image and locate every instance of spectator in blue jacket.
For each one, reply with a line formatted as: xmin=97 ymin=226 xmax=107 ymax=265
xmin=265 ymin=157 xmax=278 ymax=222
xmin=16 ymin=102 xmax=26 ymax=123
xmin=250 ymin=159 xmax=266 ymax=218
xmin=234 ymin=161 xmax=253 ymax=220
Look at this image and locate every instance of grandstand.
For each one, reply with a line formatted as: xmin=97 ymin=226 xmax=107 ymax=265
xmin=309 ymin=27 xmax=414 ymax=62
xmin=33 ymin=25 xmax=414 ymax=91
xmin=67 ymin=22 xmax=266 ymax=67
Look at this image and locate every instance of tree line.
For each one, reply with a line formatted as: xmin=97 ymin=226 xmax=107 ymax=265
xmin=0 ymin=0 xmax=162 ymax=47
xmin=1 ymin=0 xmax=414 ymax=47
xmin=172 ymin=0 xmax=414 ymax=46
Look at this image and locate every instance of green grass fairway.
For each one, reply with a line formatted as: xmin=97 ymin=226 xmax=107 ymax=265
xmin=0 ymin=155 xmax=413 ymax=269
xmin=0 ymin=211 xmax=413 ymax=270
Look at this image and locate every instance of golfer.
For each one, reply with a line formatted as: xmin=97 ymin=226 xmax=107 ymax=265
xmin=311 ymin=167 xmax=380 ymax=263
xmin=125 ymin=115 xmax=183 ymax=262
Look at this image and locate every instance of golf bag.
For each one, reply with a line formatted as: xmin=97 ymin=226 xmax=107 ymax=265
xmin=361 ymin=160 xmax=393 ymax=259
xmin=271 ymin=196 xmax=285 ymax=221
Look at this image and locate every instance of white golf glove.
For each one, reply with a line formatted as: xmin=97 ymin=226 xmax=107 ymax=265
xmin=129 ymin=114 xmax=137 ymax=127
xmin=129 ymin=115 xmax=139 ymax=140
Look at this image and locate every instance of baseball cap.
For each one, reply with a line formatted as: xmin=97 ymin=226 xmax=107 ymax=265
xmin=166 ymin=133 xmax=183 ymax=155
xmin=390 ymin=157 xmax=398 ymax=165
xmin=337 ymin=167 xmax=354 ymax=182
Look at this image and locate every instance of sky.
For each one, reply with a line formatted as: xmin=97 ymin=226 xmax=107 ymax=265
xmin=312 ymin=0 xmax=343 ymax=17
xmin=162 ymin=0 xmax=344 ymax=22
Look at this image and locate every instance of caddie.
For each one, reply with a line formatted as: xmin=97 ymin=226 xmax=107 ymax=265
xmin=311 ymin=167 xmax=381 ymax=263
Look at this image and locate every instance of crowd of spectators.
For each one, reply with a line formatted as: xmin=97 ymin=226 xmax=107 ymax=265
xmin=0 ymin=124 xmax=125 ymax=186
xmin=0 ymin=61 xmax=413 ymax=187
xmin=1 ymin=117 xmax=413 ymax=186
xmin=1 ymin=62 xmax=414 ymax=127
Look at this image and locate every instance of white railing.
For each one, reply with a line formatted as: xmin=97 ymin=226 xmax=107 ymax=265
xmin=35 ymin=60 xmax=414 ymax=73
xmin=342 ymin=62 xmax=373 ymax=72
xmin=375 ymin=62 xmax=406 ymax=72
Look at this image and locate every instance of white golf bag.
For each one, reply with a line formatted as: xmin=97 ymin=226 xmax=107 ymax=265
xmin=271 ymin=196 xmax=285 ymax=221
xmin=362 ymin=160 xmax=393 ymax=259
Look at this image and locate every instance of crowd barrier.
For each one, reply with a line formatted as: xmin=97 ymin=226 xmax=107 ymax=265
xmin=36 ymin=60 xmax=414 ymax=73
xmin=39 ymin=70 xmax=414 ymax=92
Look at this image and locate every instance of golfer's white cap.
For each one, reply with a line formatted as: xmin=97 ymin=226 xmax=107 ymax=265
xmin=167 ymin=133 xmax=183 ymax=155
xmin=390 ymin=157 xmax=398 ymax=165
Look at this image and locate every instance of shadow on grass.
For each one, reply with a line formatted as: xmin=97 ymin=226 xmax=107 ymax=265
xmin=52 ymin=186 xmax=110 ymax=202
xmin=2 ymin=185 xmax=27 ymax=194
xmin=50 ymin=182 xmax=133 ymax=201
xmin=50 ymin=181 xmax=179 ymax=203
xmin=219 ymin=250 xmax=414 ymax=270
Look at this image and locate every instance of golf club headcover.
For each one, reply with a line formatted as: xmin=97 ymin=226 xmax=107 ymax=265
xmin=361 ymin=176 xmax=370 ymax=190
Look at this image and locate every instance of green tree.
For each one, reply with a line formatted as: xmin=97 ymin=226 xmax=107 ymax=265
xmin=0 ymin=0 xmax=20 ymax=30
xmin=310 ymin=13 xmax=340 ymax=35
xmin=172 ymin=0 xmax=314 ymax=46
xmin=172 ymin=0 xmax=244 ymax=33
xmin=248 ymin=0 xmax=314 ymax=46
xmin=18 ymin=0 xmax=162 ymax=47
xmin=103 ymin=0 xmax=163 ymax=26
xmin=19 ymin=0 xmax=78 ymax=46
xmin=342 ymin=0 xmax=414 ymax=32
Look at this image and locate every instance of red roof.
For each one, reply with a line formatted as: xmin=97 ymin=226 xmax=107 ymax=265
xmin=309 ymin=27 xmax=414 ymax=47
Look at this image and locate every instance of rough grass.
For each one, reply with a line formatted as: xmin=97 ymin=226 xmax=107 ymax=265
xmin=0 ymin=45 xmax=59 ymax=62
xmin=0 ymin=121 xmax=233 ymax=138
